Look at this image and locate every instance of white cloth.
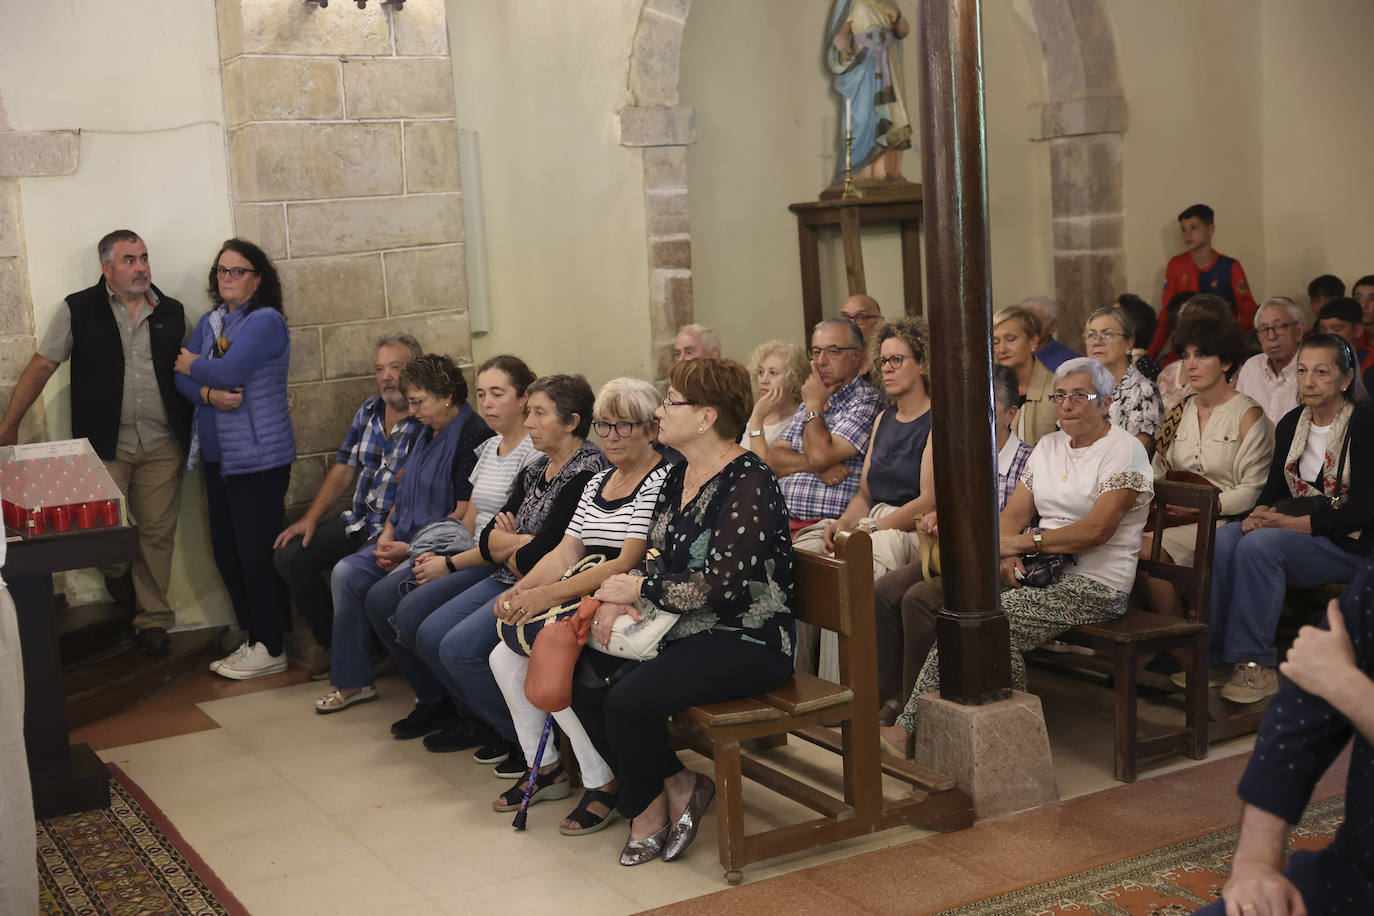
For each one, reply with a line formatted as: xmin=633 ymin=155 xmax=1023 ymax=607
xmin=1235 ymin=352 xmax=1300 ymax=426
xmin=1300 ymin=423 xmax=1331 ymax=485
xmin=489 ymin=642 xmax=614 ymax=788
xmin=738 ymin=416 xmax=791 ymax=449
xmin=1022 ymin=425 xmax=1153 ymax=593
xmin=468 ymin=435 xmax=537 ymax=533
xmin=998 ymin=433 xmax=1025 ymax=478
xmin=0 ymin=586 xmax=36 ymax=916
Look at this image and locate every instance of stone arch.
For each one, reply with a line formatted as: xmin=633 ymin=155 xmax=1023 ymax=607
xmin=620 ymin=0 xmax=1127 ymax=363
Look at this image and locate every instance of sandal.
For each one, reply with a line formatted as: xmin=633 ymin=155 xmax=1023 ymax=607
xmin=492 ymin=764 xmax=570 ymax=812
xmin=314 ymin=686 xmax=378 ymax=714
xmin=559 ymin=788 xmax=620 ymax=836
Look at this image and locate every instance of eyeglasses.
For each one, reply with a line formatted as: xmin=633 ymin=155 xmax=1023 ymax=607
xmin=1049 ymin=391 xmax=1101 ymax=405
xmin=661 ymin=395 xmax=697 ymax=409
xmin=1082 ymin=330 xmax=1124 ymax=342
xmin=215 ymin=266 xmax=258 ymax=279
xmin=842 ymin=312 xmax=878 ymax=323
xmin=406 ymin=393 xmax=432 ymax=409
xmin=875 ymin=355 xmax=908 ymax=369
xmin=809 ymin=345 xmax=859 ymax=359
xmin=594 ymin=419 xmax=640 ymax=438
xmin=1256 ymin=321 xmax=1297 ymax=337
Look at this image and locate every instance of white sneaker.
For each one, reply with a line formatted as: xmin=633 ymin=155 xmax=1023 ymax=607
xmin=209 ymin=641 xmax=251 ymax=674
xmin=215 ymin=642 xmax=288 ymax=680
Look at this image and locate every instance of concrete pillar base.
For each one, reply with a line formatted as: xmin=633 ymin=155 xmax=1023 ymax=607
xmin=912 ymin=689 xmax=1058 ymax=820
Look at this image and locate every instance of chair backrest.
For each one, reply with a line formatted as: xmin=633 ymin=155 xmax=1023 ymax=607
xmin=793 ymin=530 xmax=877 ymax=702
xmin=1138 ymin=479 xmax=1219 ymax=624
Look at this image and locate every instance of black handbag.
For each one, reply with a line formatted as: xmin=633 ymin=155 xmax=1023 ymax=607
xmin=1017 ymin=552 xmax=1077 ymax=588
xmin=1273 ymin=424 xmax=1352 ymax=516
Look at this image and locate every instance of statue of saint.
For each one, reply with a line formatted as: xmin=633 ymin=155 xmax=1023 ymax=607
xmin=827 ymin=0 xmax=913 ymax=184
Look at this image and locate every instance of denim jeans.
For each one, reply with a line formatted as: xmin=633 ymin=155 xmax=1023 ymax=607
xmin=329 ymin=549 xmax=411 ymax=689
xmin=426 ymin=578 xmax=511 ymax=739
xmin=1208 ymin=522 xmax=1365 ymax=666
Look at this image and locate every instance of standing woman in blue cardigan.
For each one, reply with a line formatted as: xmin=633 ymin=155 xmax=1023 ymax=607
xmin=174 ymin=238 xmax=295 ymax=680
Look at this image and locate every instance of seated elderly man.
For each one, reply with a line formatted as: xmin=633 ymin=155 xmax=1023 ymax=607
xmin=1019 ymin=295 xmax=1079 ymax=371
xmin=1235 ymin=297 xmax=1305 ymax=425
xmin=880 ymin=357 xmax=1152 ymax=756
xmin=873 ymin=364 xmax=1032 ymax=722
xmin=1195 ymin=578 xmax=1374 ymax=914
xmin=672 ymin=323 xmax=721 ymax=361
xmin=766 ymin=318 xmax=883 ymax=538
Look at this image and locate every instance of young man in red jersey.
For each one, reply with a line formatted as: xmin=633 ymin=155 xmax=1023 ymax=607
xmin=1148 ymin=204 xmax=1259 ymax=356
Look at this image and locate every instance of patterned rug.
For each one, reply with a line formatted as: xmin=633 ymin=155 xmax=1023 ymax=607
xmin=37 ymin=763 xmax=247 ymax=916
xmin=935 ymin=795 xmax=1345 ymax=915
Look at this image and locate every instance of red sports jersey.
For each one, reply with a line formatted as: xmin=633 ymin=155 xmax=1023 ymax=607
xmin=1149 ymin=251 xmax=1259 ymax=356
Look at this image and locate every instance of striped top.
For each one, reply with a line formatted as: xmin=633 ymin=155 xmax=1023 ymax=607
xmin=567 ymin=461 xmax=672 ymax=557
xmin=468 ymin=435 xmax=538 ymax=533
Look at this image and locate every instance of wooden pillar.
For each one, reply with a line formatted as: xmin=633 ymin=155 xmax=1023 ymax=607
xmin=916 ymin=0 xmax=1012 ymax=704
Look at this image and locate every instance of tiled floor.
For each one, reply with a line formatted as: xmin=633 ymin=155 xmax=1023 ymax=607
xmin=83 ymin=662 xmax=1264 ymax=916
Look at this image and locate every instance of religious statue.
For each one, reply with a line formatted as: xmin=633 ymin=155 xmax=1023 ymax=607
xmin=827 ymin=0 xmax=913 ymax=186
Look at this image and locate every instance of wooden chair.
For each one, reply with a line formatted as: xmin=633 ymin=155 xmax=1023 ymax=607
xmin=669 ymin=529 xmax=973 ymax=884
xmin=1048 ymin=479 xmax=1219 ymax=781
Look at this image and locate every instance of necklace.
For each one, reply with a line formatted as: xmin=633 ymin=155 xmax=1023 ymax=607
xmin=604 ymin=452 xmax=658 ymax=499
xmin=1062 ymin=426 xmax=1108 ymax=480
xmin=683 ymin=446 xmax=738 ymax=495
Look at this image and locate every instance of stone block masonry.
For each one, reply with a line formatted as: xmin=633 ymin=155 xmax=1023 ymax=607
xmin=217 ymin=0 xmax=470 ymax=514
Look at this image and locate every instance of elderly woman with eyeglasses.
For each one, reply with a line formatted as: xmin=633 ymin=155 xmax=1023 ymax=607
xmin=879 ymin=357 xmax=1152 ymax=756
xmin=742 ymin=339 xmax=811 ymax=453
xmin=486 ymin=377 xmax=672 ymax=834
xmin=1084 ymin=305 xmax=1164 ymax=456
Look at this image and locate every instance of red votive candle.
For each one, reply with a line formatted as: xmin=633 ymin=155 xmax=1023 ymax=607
xmin=100 ymin=500 xmax=120 ymax=526
xmin=49 ymin=505 xmax=71 ymax=532
xmin=28 ymin=508 xmax=45 ymax=536
xmin=76 ymin=502 xmax=96 ymax=529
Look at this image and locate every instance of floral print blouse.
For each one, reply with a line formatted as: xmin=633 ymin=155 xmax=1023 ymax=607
xmin=1108 ymin=364 xmax=1164 ymax=439
xmin=636 ymin=452 xmax=796 ymax=659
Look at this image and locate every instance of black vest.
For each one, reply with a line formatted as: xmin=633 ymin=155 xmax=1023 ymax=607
xmin=66 ymin=278 xmax=192 ymax=460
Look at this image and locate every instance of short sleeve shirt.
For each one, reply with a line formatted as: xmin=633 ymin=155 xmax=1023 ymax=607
xmin=776 ymin=375 xmax=882 ymax=520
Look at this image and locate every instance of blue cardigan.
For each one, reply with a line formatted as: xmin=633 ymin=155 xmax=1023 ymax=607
xmin=176 ymin=303 xmax=295 ymax=475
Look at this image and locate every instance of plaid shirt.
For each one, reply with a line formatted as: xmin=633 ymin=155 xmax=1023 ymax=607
xmin=777 ymin=374 xmax=882 ymax=520
xmin=998 ymin=434 xmax=1033 ymax=509
xmin=336 ymin=394 xmax=425 ymax=538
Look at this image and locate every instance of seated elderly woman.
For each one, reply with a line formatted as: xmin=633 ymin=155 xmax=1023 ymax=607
xmin=1083 ymin=305 xmax=1164 ymax=455
xmin=742 ymin=339 xmax=810 ymax=453
xmin=1141 ymin=317 xmax=1274 ymax=616
xmin=572 ymin=358 xmax=795 ymax=867
xmin=874 ymin=364 xmax=1032 ymax=722
xmin=879 ymin=357 xmax=1153 ymax=755
xmin=487 ymin=378 xmax=671 ymax=833
xmin=993 ymin=305 xmax=1058 ymax=447
xmin=1200 ymin=333 xmax=1374 ymax=705
xmin=793 ymin=316 xmax=935 ymax=577
xmin=314 ymin=354 xmax=493 ymax=712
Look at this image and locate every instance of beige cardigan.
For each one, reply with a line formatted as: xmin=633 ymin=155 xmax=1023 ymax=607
xmin=1153 ymin=392 xmax=1275 ymax=518
xmin=1016 ymin=357 xmax=1059 ymax=448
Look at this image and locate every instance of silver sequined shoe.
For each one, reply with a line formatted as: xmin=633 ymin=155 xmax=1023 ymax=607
xmin=662 ymin=773 xmax=716 ymax=862
xmin=619 ymin=823 xmax=670 ymax=866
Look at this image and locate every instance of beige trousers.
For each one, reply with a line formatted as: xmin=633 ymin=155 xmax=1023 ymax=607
xmin=0 ymin=587 xmax=36 ymax=914
xmin=100 ymin=439 xmax=183 ymax=629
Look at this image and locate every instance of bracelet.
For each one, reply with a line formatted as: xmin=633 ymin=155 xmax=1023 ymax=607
xmin=444 ymin=555 xmax=456 ymax=573
xmin=201 ymin=386 xmax=211 ymax=405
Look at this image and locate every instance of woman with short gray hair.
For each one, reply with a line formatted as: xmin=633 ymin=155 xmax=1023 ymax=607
xmin=880 ymin=356 xmax=1153 ymax=756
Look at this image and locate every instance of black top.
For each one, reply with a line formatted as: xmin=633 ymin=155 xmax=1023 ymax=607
xmin=1259 ymin=404 xmax=1374 ymax=555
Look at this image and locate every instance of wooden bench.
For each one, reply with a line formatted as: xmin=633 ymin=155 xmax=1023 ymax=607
xmin=1040 ymin=479 xmax=1219 ymax=782
xmin=669 ymin=529 xmax=973 ymax=884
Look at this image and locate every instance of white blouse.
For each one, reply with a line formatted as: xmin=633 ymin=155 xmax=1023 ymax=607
xmin=1022 ymin=424 xmax=1153 ymax=593
xmin=1153 ymin=393 xmax=1274 ymax=517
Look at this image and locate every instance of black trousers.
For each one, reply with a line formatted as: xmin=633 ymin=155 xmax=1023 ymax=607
xmin=272 ymin=515 xmax=366 ymax=647
xmin=204 ymin=462 xmax=292 ymax=655
xmin=574 ymin=631 xmax=793 ymax=820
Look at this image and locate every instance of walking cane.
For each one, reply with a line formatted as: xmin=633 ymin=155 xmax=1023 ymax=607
xmin=512 ymin=712 xmax=555 ymax=830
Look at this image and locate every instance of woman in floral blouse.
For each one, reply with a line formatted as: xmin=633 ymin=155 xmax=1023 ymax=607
xmin=1084 ymin=305 xmax=1164 ymax=456
xmin=578 ymin=358 xmax=795 ymax=867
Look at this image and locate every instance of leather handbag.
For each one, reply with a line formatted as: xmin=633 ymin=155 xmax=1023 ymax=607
xmin=496 ymin=554 xmax=605 ymax=657
xmin=592 ymin=607 xmax=680 ymax=661
xmin=1017 ymin=552 xmax=1076 ymax=588
xmin=525 ymin=597 xmax=599 ymax=713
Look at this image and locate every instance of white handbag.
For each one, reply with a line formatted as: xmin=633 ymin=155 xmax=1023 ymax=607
xmin=592 ymin=605 xmax=679 ymax=662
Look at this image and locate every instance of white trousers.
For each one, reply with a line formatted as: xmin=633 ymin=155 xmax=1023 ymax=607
xmin=0 ymin=587 xmax=36 ymax=915
xmin=488 ymin=642 xmax=615 ymax=788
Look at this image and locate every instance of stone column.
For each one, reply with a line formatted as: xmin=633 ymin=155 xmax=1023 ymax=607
xmin=216 ymin=0 xmax=469 ymax=509
xmin=0 ymin=121 xmax=80 ymax=440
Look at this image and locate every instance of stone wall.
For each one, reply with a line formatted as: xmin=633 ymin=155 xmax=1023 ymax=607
xmin=217 ymin=0 xmax=468 ymax=511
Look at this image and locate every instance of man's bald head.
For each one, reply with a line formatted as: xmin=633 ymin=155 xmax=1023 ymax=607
xmin=839 ymin=294 xmax=883 ymax=345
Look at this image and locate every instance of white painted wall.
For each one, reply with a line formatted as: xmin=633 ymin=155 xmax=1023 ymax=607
xmin=0 ymin=1 xmax=235 ymax=626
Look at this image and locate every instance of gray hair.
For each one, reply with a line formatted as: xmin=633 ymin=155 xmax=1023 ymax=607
xmin=593 ymin=376 xmax=661 ymax=425
xmin=375 ymin=332 xmax=422 ymax=362
xmin=677 ymin=323 xmax=721 ymax=355
xmin=992 ymin=364 xmax=1019 ymax=414
xmin=812 ymin=317 xmax=865 ymax=350
xmin=97 ymin=229 xmax=143 ymax=263
xmin=1054 ymin=357 xmax=1115 ymax=400
xmin=1257 ymin=296 xmax=1307 ymax=327
xmin=1018 ymin=295 xmax=1061 ymax=320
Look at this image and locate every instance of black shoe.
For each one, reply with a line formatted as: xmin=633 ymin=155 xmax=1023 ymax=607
xmin=494 ymin=744 xmax=529 ymax=779
xmin=423 ymin=719 xmax=492 ymax=753
xmin=135 ymin=626 xmax=171 ymax=657
xmin=105 ymin=572 xmax=135 ymax=607
xmin=390 ymin=699 xmax=459 ymax=740
xmin=472 ymin=738 xmax=510 ymax=766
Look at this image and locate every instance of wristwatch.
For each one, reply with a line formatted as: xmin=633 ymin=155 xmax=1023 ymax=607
xmin=748 ymin=429 xmax=764 ymax=438
xmin=857 ymin=517 xmax=879 ymax=534
xmin=802 ymin=410 xmax=821 ymax=425
xmin=1030 ymin=528 xmax=1044 ymax=555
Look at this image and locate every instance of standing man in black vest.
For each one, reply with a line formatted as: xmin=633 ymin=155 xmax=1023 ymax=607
xmin=0 ymin=230 xmax=192 ymax=655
